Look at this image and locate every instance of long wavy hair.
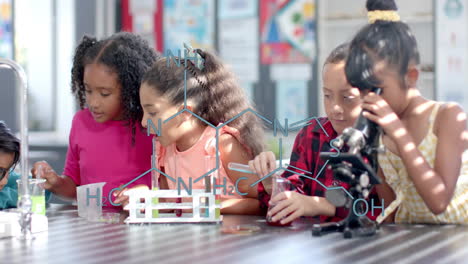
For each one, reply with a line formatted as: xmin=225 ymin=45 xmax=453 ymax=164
xmin=142 ymin=50 xmax=265 ymax=156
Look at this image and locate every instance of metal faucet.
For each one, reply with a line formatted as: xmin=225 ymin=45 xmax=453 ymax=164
xmin=0 ymin=58 xmax=32 ymax=239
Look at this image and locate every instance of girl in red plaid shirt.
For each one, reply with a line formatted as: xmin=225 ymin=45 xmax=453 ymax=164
xmin=251 ymin=44 xmax=376 ymax=224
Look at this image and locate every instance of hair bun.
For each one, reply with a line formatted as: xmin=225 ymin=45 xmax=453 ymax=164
xmin=367 ymin=10 xmax=400 ymax=23
xmin=366 ymin=0 xmax=400 ymax=23
xmin=366 ymin=0 xmax=398 ymax=11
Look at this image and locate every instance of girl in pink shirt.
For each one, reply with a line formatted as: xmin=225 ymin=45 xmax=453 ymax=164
xmin=119 ymin=49 xmax=265 ymax=214
xmin=32 ymin=32 xmax=160 ymax=210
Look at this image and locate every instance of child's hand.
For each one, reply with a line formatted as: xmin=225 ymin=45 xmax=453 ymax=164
xmin=114 ymin=184 xmax=149 ymax=209
xmin=248 ymin=151 xmax=277 ymax=176
xmin=31 ymin=161 xmax=61 ymax=191
xmin=268 ymin=191 xmax=309 ymax=224
xmin=362 ymin=92 xmax=405 ymax=140
xmin=248 ymin=151 xmax=276 ymax=194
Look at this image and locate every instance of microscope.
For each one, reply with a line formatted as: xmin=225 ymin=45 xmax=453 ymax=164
xmin=312 ymin=87 xmax=383 ymax=239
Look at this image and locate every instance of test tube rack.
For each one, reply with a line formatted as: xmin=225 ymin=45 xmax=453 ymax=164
xmin=123 ymin=188 xmax=222 ymax=224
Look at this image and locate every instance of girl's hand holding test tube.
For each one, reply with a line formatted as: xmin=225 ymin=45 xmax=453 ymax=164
xmin=228 ymin=151 xmax=277 ymax=195
xmin=32 ymin=161 xmax=61 ymax=191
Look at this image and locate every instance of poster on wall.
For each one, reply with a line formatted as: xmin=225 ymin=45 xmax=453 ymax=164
xmin=163 ymin=0 xmax=215 ymax=54
xmin=219 ymin=0 xmax=257 ymax=19
xmin=276 ymin=80 xmax=307 ymax=122
xmin=436 ymin=0 xmax=467 ymax=110
xmin=218 ymin=0 xmax=259 ymax=84
xmin=0 ymin=0 xmax=13 ymax=59
xmin=260 ymin=0 xmax=316 ymax=64
xmin=121 ymin=0 xmax=163 ymax=52
xmin=129 ymin=0 xmax=157 ymax=48
xmin=270 ymin=63 xmax=311 ymax=81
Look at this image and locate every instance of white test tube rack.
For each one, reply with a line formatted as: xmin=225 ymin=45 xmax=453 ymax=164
xmin=123 ymin=188 xmax=222 ymax=224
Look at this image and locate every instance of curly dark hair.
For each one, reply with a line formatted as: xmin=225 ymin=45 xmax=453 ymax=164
xmin=71 ymin=32 xmax=161 ymax=141
xmin=142 ymin=50 xmax=265 ymax=157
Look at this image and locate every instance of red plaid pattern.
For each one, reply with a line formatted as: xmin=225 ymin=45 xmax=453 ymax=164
xmin=258 ymin=117 xmax=381 ymax=222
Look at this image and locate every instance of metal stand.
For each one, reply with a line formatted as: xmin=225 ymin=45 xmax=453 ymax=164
xmin=312 ymin=153 xmax=380 ymax=238
xmin=312 ymin=175 xmax=378 ymax=238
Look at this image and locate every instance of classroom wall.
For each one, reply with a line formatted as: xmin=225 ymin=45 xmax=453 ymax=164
xmin=2 ymin=0 xmax=467 ymax=166
xmin=0 ymin=70 xmax=17 ymax=132
xmin=0 ymin=0 xmax=98 ymax=175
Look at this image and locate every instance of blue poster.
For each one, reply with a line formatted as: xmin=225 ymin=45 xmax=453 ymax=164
xmin=164 ymin=0 xmax=215 ymax=54
xmin=276 ymin=80 xmax=307 ymax=122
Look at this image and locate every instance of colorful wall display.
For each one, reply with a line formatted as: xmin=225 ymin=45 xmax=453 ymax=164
xmin=163 ymin=0 xmax=215 ymax=53
xmin=0 ymin=0 xmax=13 ymax=59
xmin=260 ymin=0 xmax=316 ymax=64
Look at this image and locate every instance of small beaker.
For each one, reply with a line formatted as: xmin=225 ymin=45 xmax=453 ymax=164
xmin=76 ymin=182 xmax=106 ymax=221
xmin=266 ymin=172 xmax=292 ymax=226
xmin=17 ymin=178 xmax=46 ymax=215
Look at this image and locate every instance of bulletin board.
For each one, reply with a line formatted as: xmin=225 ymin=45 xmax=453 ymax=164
xmin=218 ymin=0 xmax=259 ymax=100
xmin=121 ymin=0 xmax=163 ymax=52
xmin=163 ymin=0 xmax=215 ymax=53
xmin=119 ymin=0 xmax=319 ymax=124
xmin=436 ymin=0 xmax=468 ymax=110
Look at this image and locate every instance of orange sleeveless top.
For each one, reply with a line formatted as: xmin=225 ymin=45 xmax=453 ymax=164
xmin=154 ymin=124 xmax=250 ymax=199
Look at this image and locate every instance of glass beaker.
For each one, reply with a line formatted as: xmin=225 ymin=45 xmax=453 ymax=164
xmin=266 ymin=172 xmax=292 ymax=226
xmin=76 ymin=182 xmax=106 ymax=221
xmin=17 ymin=178 xmax=46 ymax=215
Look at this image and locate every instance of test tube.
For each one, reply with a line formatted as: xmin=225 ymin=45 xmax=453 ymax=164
xmin=204 ymin=156 xmax=213 ymax=193
xmin=36 ymin=164 xmax=45 ymax=189
xmin=151 ymin=137 xmax=159 ymax=190
xmin=174 ymin=154 xmax=182 ymax=217
xmin=227 ymin=162 xmax=256 ymax=174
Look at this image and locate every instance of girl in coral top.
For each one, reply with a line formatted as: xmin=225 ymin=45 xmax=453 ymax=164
xmin=117 ymin=49 xmax=265 ymax=214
